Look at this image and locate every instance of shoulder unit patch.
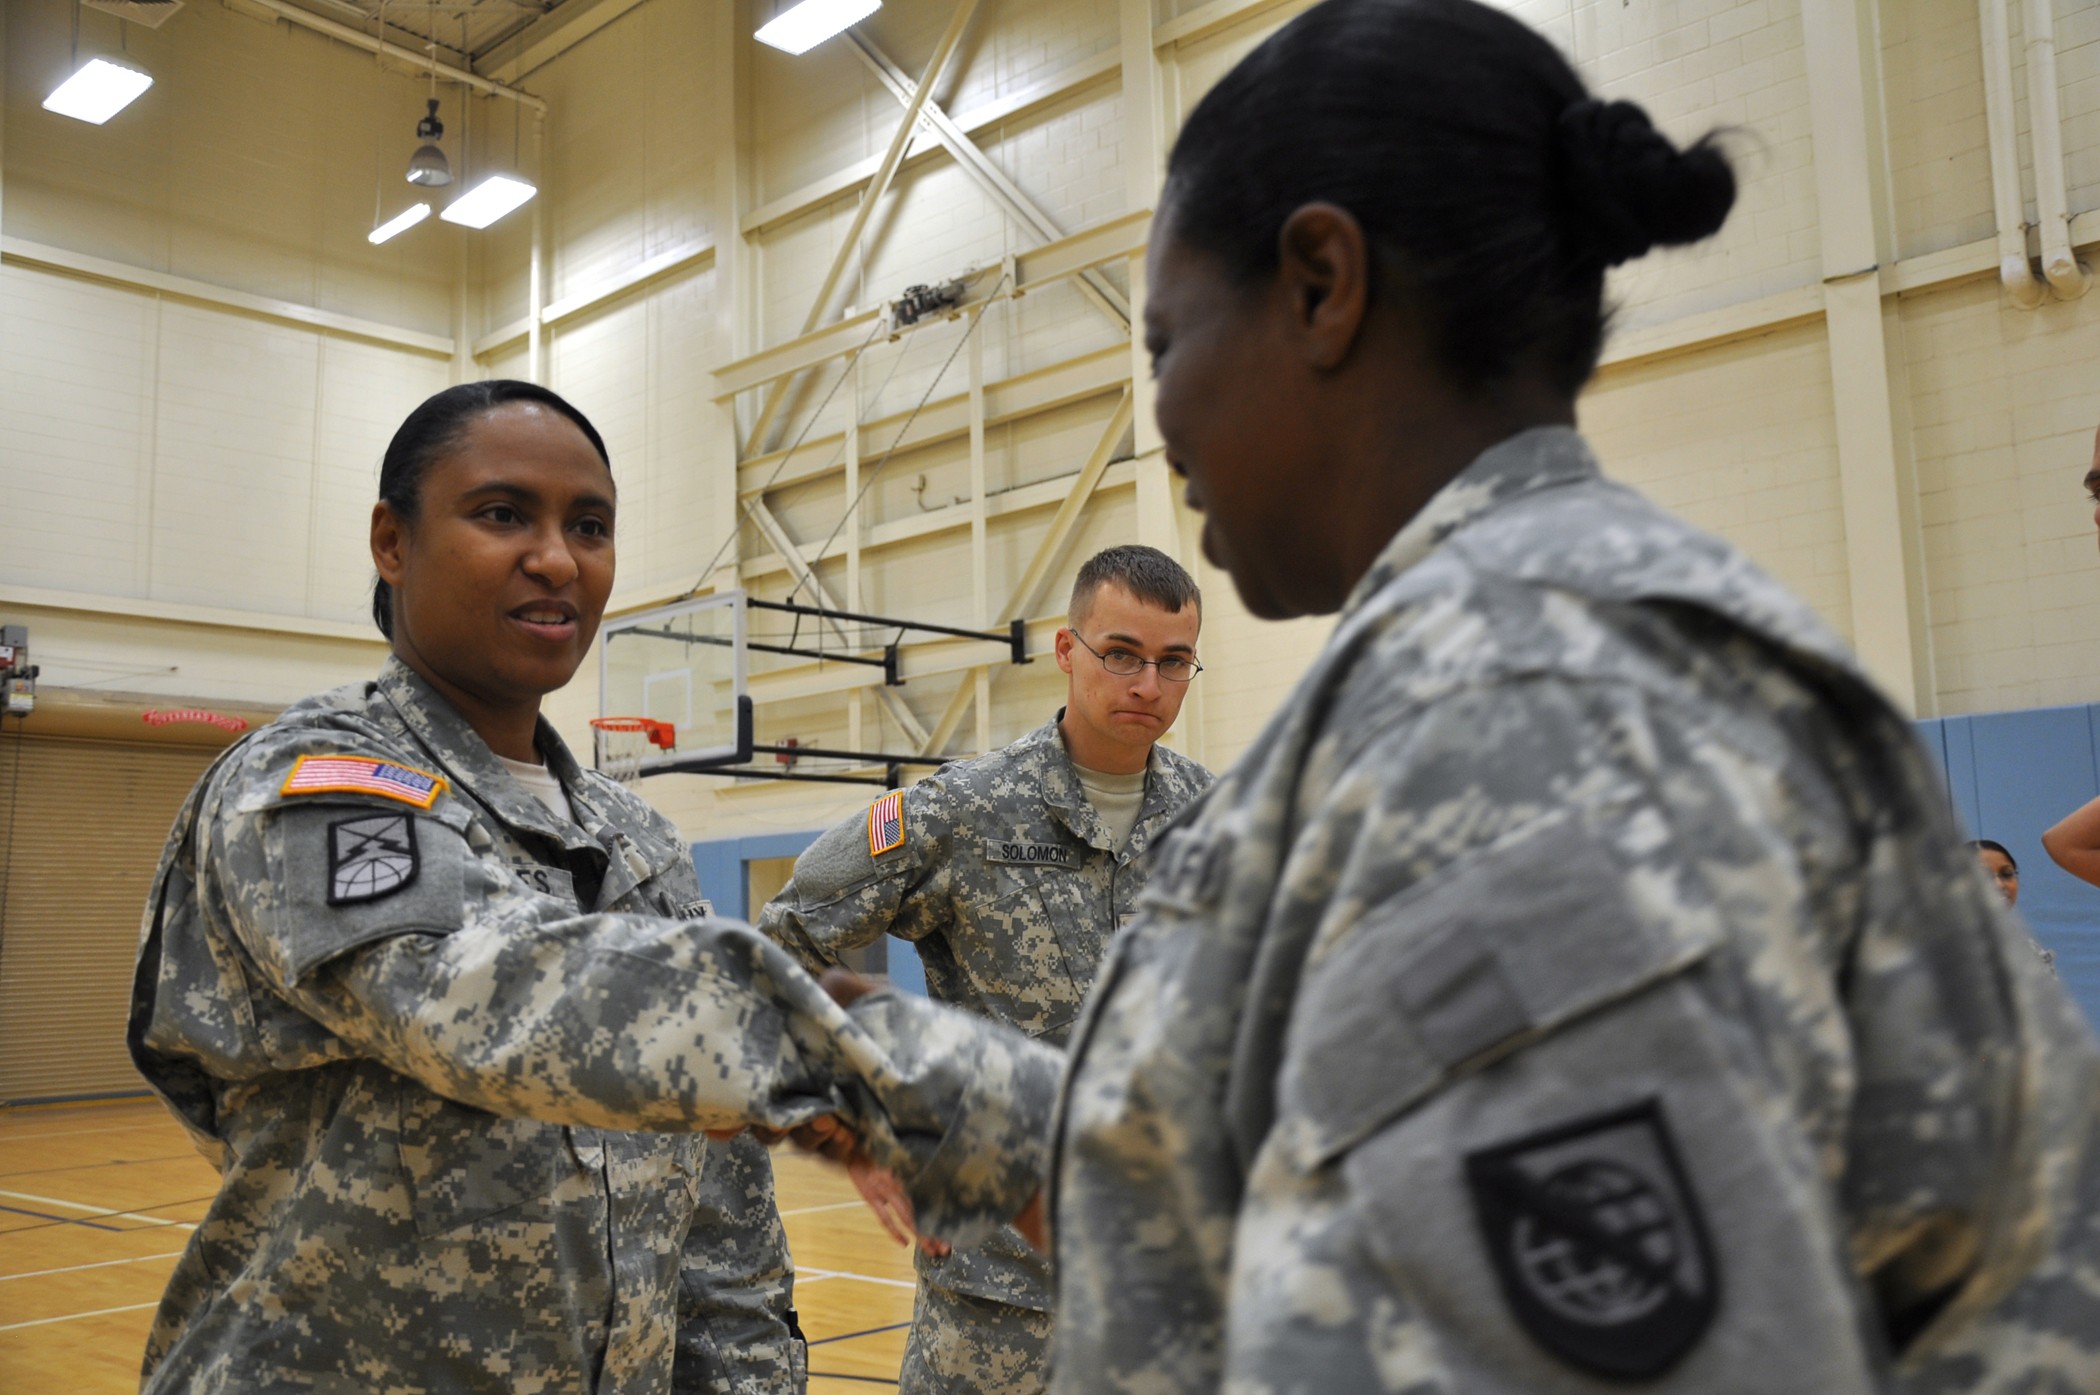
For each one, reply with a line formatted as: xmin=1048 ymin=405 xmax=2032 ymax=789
xmin=1464 ymin=1098 xmax=1717 ymax=1380
xmin=282 ymin=754 xmax=447 ymax=809
xmin=867 ymin=790 xmax=905 ymax=857
xmin=327 ymin=813 xmax=420 ymax=905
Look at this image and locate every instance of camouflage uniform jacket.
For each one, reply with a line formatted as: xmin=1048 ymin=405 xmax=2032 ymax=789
xmin=1048 ymin=427 xmax=2100 ymax=1394
xmin=759 ymin=717 xmax=1210 ymax=1308
xmin=128 ymin=657 xmax=1062 ymax=1395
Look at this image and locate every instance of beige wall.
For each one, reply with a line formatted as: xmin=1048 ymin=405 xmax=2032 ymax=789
xmin=8 ymin=0 xmax=2100 ymax=844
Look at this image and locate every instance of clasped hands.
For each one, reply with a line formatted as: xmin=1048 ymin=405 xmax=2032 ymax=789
xmin=702 ymin=967 xmax=1046 ymax=1255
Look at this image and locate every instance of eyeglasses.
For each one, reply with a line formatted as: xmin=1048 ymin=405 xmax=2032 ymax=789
xmin=1069 ymin=631 xmax=1202 ymax=683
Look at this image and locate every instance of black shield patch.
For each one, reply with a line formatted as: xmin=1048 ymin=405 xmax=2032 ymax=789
xmin=1464 ymin=1099 xmax=1717 ymax=1380
xmin=327 ymin=813 xmax=419 ymax=905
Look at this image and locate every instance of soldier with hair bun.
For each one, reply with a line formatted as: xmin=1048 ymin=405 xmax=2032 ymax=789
xmin=834 ymin=1 xmax=2100 ymax=1391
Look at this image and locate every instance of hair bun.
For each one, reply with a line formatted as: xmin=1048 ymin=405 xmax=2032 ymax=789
xmin=1556 ymin=98 xmax=1736 ymax=267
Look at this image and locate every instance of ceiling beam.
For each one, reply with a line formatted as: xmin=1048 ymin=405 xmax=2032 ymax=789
xmin=239 ymin=0 xmax=546 ymax=109
xmin=476 ymin=0 xmax=652 ymax=82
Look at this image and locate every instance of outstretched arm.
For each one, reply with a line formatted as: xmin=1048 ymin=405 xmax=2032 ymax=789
xmin=202 ymin=786 xmax=1057 ymax=1246
xmin=2042 ymin=794 xmax=2100 ymax=888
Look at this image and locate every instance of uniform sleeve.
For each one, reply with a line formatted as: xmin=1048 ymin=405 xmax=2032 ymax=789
xmin=202 ymin=754 xmax=1057 ymax=1248
xmin=1218 ymin=672 xmax=2087 ymax=1392
xmin=642 ymin=833 xmax=805 ymax=1395
xmin=756 ymin=782 xmax=951 ymax=975
xmin=674 ymin=1135 xmax=803 ymax=1395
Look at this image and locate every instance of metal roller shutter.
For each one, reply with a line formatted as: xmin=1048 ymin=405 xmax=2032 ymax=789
xmin=0 ymin=734 xmax=218 ymax=1104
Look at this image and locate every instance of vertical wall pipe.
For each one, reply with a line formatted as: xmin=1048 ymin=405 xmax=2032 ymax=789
xmin=529 ymin=110 xmax=546 ymax=380
xmin=2023 ymin=0 xmax=2089 ymax=298
xmin=1981 ymin=0 xmax=2046 ymax=307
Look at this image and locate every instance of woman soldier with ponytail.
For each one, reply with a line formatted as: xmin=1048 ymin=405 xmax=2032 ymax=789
xmin=906 ymin=0 xmax=2100 ymax=1390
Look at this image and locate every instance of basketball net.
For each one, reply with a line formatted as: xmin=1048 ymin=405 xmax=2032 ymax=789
xmin=590 ymin=717 xmax=675 ymax=787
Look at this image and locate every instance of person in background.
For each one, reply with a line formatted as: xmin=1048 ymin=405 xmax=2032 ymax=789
xmin=129 ymin=381 xmax=1060 ymax=1395
xmin=757 ymin=545 xmax=1212 ymax=1395
xmin=1971 ymin=838 xmax=2020 ymax=907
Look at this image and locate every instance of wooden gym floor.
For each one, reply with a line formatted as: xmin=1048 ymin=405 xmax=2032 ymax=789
xmin=0 ymin=1098 xmax=917 ymax=1391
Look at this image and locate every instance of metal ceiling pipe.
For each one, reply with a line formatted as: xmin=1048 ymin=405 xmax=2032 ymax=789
xmin=1979 ymin=0 xmax=2045 ymax=307
xmin=243 ymin=0 xmax=547 ymax=111
xmin=2022 ymin=0 xmax=2089 ymax=298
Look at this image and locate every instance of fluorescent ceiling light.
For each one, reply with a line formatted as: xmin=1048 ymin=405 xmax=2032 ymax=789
xmin=43 ymin=58 xmax=153 ymax=124
xmin=369 ymin=204 xmax=431 ymax=245
xmin=440 ymin=175 xmax=537 ymax=229
xmin=755 ymin=0 xmax=881 ymax=55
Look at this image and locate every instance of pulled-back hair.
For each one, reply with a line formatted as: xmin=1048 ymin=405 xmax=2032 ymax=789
xmin=370 ymin=380 xmax=612 ymax=639
xmin=1969 ymin=839 xmax=2017 ymax=871
xmin=1070 ymin=545 xmax=1201 ymax=623
xmin=1161 ymin=0 xmax=1736 ymax=395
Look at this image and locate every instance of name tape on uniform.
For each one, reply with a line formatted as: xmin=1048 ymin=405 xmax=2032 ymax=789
xmin=282 ymin=754 xmax=447 ymax=810
xmin=868 ymin=790 xmax=906 ymax=856
xmin=986 ymin=839 xmax=1079 ymax=869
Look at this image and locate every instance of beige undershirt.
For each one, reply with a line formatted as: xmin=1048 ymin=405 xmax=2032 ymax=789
xmin=1073 ymin=762 xmax=1148 ymax=853
xmin=498 ymin=753 xmax=577 ymax=826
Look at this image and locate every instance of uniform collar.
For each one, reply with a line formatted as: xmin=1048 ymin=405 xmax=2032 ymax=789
xmin=372 ymin=656 xmax=605 ymax=859
xmin=1031 ymin=710 xmax=1193 ymax=861
xmin=1342 ymin=425 xmax=1599 ymax=618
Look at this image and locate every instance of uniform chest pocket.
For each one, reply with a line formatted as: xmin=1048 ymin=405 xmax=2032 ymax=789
xmin=1273 ymin=812 xmax=1722 ymax=1172
xmin=397 ymin=1083 xmax=574 ymax=1235
xmin=952 ymin=882 xmax=1085 ymax=1038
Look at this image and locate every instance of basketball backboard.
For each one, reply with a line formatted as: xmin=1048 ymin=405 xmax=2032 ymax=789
xmin=597 ymin=590 xmax=749 ymax=774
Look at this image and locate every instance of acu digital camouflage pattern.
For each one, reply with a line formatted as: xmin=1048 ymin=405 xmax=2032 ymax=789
xmin=1043 ymin=427 xmax=2100 ymax=1394
xmin=758 ymin=718 xmax=1209 ymax=1391
xmin=129 ymin=657 xmax=1061 ymax=1395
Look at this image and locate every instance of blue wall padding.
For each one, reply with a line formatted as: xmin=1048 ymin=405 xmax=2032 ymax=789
xmin=1917 ymin=706 xmax=2100 ymax=1028
xmin=690 ymin=830 xmax=927 ymax=996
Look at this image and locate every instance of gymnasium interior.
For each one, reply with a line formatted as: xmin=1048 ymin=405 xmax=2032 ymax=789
xmin=6 ymin=0 xmax=2100 ymax=1387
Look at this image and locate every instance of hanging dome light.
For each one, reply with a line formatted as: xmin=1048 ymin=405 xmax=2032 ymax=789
xmin=406 ymin=98 xmax=451 ymax=187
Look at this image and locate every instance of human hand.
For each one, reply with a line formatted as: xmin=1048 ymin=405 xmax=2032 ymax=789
xmin=1013 ymin=1191 xmax=1047 ymax=1252
xmin=848 ymin=1155 xmax=951 ymax=1257
xmin=819 ymin=965 xmax=882 ymax=1008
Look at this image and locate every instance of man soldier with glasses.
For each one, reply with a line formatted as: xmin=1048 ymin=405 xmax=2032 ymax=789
xmin=758 ymin=545 xmax=1211 ymax=1395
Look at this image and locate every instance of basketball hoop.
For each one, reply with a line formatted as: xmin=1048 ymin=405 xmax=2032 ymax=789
xmin=591 ymin=716 xmax=675 ymax=785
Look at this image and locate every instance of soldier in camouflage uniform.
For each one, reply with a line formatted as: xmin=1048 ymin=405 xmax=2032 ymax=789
xmin=905 ymin=3 xmax=2100 ymax=1390
xmin=129 ymin=382 xmax=1062 ymax=1395
xmin=759 ymin=547 xmax=1211 ymax=1395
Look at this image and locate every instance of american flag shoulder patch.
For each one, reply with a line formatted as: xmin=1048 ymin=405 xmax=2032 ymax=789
xmin=867 ymin=790 xmax=906 ymax=857
xmin=280 ymin=753 xmax=448 ymax=810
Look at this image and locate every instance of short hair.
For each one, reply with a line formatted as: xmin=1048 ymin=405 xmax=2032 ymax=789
xmin=1069 ymin=545 xmax=1201 ymax=625
xmin=1969 ymin=839 xmax=2017 ymax=870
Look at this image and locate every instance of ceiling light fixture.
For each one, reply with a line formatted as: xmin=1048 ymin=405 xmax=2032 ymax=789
xmin=406 ymin=98 xmax=451 ymax=186
xmin=755 ymin=0 xmax=882 ymax=56
xmin=368 ymin=203 xmax=431 ymax=244
xmin=441 ymin=174 xmax=536 ymax=229
xmin=43 ymin=57 xmax=153 ymax=123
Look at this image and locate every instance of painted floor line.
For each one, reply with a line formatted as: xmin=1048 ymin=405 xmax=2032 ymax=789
xmin=0 ymin=1121 xmax=163 ymax=1143
xmin=0 ymin=1189 xmax=198 ymax=1230
xmin=778 ymin=1199 xmax=866 ymax=1217
xmin=0 ymin=1299 xmax=160 ymax=1332
xmin=0 ymin=1249 xmax=188 ymax=1282
xmin=796 ymin=1266 xmax=916 ymax=1290
xmin=809 ymin=1320 xmax=912 ymax=1346
xmin=0 ymin=1152 xmax=196 ymax=1182
xmin=0 ymin=1202 xmax=129 ymax=1233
